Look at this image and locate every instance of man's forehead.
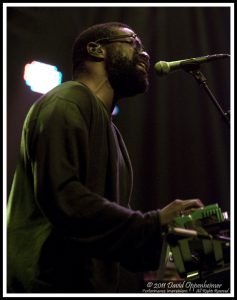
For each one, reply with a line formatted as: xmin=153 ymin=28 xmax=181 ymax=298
xmin=114 ymin=27 xmax=142 ymax=42
xmin=117 ymin=27 xmax=135 ymax=35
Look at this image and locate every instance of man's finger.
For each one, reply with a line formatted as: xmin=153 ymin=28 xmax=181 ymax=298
xmin=182 ymin=199 xmax=204 ymax=209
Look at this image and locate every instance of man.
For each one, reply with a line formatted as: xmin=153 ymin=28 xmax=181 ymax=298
xmin=7 ymin=22 xmax=203 ymax=293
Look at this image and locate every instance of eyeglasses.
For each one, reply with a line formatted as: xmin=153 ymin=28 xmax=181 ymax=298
xmin=94 ymin=33 xmax=145 ymax=52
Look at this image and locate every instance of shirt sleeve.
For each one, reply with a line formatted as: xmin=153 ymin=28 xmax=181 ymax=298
xmin=27 ymin=95 xmax=164 ymax=272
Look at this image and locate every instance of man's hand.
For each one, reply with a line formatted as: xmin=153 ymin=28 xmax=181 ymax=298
xmin=159 ymin=199 xmax=204 ymax=226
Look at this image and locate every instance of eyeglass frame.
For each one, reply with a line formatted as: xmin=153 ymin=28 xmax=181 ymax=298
xmin=93 ymin=33 xmax=146 ymax=52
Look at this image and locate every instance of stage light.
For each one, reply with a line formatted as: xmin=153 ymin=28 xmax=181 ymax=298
xmin=112 ymin=105 xmax=120 ymax=116
xmin=24 ymin=61 xmax=62 ymax=94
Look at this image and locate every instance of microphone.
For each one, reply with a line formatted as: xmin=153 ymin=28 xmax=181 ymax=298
xmin=154 ymin=54 xmax=230 ymax=76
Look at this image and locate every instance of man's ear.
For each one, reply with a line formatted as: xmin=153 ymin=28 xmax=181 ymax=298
xmin=87 ymin=42 xmax=104 ymax=59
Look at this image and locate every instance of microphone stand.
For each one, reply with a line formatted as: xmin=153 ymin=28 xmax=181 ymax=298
xmin=181 ymin=63 xmax=230 ymax=127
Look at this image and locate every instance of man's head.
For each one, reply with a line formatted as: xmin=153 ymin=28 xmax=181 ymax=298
xmin=72 ymin=22 xmax=150 ymax=98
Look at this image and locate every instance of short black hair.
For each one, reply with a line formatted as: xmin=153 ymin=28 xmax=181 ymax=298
xmin=72 ymin=22 xmax=133 ymax=78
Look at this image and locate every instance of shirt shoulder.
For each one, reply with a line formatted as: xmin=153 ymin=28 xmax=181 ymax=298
xmin=26 ymin=81 xmax=107 ymax=129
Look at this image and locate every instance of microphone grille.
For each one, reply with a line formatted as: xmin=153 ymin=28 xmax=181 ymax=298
xmin=154 ymin=61 xmax=170 ymax=76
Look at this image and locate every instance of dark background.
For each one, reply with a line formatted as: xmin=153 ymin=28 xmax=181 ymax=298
xmin=6 ymin=4 xmax=231 ymax=291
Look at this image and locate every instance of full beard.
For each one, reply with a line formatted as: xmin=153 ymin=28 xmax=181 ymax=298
xmin=105 ymin=49 xmax=149 ymax=98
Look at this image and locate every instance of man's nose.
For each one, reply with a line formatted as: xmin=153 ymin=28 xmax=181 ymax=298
xmin=138 ymin=50 xmax=150 ymax=67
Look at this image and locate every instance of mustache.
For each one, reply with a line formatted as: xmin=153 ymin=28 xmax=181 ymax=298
xmin=134 ymin=54 xmax=150 ymax=72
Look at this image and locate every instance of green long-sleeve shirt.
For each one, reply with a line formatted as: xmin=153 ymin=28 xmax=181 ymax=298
xmin=7 ymin=81 xmax=163 ymax=293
